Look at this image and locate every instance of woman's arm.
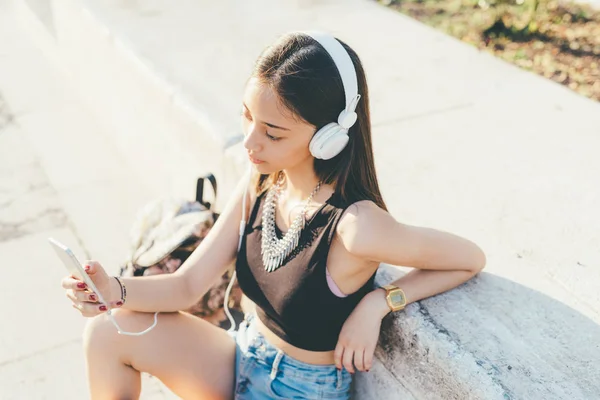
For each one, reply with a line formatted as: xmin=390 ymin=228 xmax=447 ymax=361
xmin=116 ymin=175 xmax=253 ymax=313
xmin=334 ymin=201 xmax=486 ymax=373
xmin=338 ymin=201 xmax=486 ymax=316
xmin=363 ymin=268 xmax=481 ymax=319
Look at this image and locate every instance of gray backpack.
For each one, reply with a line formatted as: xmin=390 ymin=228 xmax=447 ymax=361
xmin=119 ymin=174 xmax=242 ymax=328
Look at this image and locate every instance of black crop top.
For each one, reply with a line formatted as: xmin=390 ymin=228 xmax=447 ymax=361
xmin=235 ymin=190 xmax=377 ymax=351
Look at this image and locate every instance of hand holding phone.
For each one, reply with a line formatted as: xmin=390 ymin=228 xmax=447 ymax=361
xmin=49 ymin=237 xmax=119 ymax=317
xmin=49 ymin=237 xmax=159 ymax=335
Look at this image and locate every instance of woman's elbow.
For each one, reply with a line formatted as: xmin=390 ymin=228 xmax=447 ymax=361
xmin=470 ymin=246 xmax=487 ymax=274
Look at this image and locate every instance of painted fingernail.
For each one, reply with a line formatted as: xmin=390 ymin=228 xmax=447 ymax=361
xmin=89 ymin=294 xmax=96 ymax=301
xmin=84 ymin=265 xmax=91 ymax=272
xmin=77 ymin=282 xmax=87 ymax=289
xmin=116 ymin=301 xmax=123 ymax=307
xmin=99 ymin=305 xmax=107 ymax=311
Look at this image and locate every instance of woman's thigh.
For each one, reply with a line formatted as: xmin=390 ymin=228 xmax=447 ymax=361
xmin=85 ymin=309 xmax=236 ymax=400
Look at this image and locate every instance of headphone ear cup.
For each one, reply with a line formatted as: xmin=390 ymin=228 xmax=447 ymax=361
xmin=310 ymin=123 xmax=337 ymax=158
xmin=309 ymin=123 xmax=349 ymax=160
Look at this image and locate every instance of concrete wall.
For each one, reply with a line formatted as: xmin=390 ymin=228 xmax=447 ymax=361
xmin=14 ymin=0 xmax=237 ymax=207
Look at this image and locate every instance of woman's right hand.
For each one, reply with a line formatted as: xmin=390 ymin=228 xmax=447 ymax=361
xmin=62 ymin=261 xmax=123 ymax=317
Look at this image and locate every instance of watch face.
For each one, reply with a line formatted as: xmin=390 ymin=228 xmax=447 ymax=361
xmin=390 ymin=290 xmax=405 ymax=305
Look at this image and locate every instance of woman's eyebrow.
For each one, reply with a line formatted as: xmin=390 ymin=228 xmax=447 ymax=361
xmin=243 ymin=103 xmax=291 ymax=131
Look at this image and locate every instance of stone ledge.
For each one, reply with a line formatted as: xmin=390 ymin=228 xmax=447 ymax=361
xmin=14 ymin=0 xmax=234 ymax=204
xmin=371 ymin=265 xmax=600 ymax=399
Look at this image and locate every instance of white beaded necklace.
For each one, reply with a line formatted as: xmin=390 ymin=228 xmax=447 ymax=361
xmin=261 ymin=174 xmax=322 ymax=272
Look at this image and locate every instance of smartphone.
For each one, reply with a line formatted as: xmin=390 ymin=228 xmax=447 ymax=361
xmin=48 ymin=237 xmax=102 ymax=296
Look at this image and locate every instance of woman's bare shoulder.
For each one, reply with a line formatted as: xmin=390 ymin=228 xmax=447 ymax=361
xmin=335 ymin=200 xmax=392 ymax=261
xmin=337 ymin=200 xmax=382 ymax=230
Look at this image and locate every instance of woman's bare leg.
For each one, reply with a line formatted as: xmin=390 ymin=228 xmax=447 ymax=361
xmin=83 ymin=309 xmax=236 ymax=400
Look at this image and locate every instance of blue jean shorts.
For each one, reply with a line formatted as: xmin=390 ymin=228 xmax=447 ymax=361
xmin=231 ymin=313 xmax=352 ymax=399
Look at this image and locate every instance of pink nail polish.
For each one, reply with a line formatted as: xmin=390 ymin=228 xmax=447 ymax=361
xmin=84 ymin=265 xmax=91 ymax=272
xmin=77 ymin=282 xmax=87 ymax=289
xmin=99 ymin=305 xmax=107 ymax=311
xmin=116 ymin=301 xmax=123 ymax=307
xmin=89 ymin=294 xmax=96 ymax=301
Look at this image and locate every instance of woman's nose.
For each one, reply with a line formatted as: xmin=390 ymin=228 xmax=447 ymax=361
xmin=243 ymin=124 xmax=262 ymax=153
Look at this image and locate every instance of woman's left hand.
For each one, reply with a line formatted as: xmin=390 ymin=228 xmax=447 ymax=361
xmin=334 ymin=290 xmax=388 ymax=373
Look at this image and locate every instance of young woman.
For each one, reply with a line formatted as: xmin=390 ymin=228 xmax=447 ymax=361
xmin=62 ymin=31 xmax=486 ymax=399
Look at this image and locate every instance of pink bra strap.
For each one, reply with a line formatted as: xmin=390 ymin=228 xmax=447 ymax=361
xmin=326 ymin=268 xmax=348 ymax=298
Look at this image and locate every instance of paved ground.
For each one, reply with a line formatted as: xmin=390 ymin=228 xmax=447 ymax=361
xmin=0 ymin=7 xmax=176 ymax=399
xmin=1 ymin=0 xmax=600 ymax=398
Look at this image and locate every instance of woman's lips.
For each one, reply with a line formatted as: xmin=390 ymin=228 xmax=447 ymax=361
xmin=248 ymin=155 xmax=264 ymax=164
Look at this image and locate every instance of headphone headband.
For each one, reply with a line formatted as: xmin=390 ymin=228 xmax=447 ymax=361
xmin=297 ymin=31 xmax=362 ymax=159
xmin=300 ymin=31 xmax=361 ymax=115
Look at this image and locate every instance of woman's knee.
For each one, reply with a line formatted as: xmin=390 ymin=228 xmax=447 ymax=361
xmin=83 ymin=308 xmax=136 ymax=351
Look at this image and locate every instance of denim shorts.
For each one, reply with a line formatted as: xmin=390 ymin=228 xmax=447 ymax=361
xmin=231 ymin=313 xmax=352 ymax=399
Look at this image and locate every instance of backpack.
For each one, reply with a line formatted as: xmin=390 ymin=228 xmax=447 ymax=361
xmin=118 ymin=174 xmax=243 ymax=329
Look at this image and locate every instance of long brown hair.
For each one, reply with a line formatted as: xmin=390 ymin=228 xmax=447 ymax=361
xmin=249 ymin=32 xmax=387 ymax=211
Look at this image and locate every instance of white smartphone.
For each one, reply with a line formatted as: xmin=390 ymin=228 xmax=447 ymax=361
xmin=49 ymin=237 xmax=160 ymax=336
xmin=48 ymin=237 xmax=102 ymax=297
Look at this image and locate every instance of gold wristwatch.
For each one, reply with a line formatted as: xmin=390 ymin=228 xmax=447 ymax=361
xmin=381 ymin=284 xmax=407 ymax=312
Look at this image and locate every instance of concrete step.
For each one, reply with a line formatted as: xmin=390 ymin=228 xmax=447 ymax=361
xmin=11 ymin=0 xmax=600 ymax=399
xmin=13 ymin=0 xmax=231 ymax=207
xmin=0 ymin=6 xmax=177 ymax=399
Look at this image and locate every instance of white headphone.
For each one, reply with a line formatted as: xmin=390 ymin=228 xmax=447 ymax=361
xmin=303 ymin=31 xmax=362 ymax=161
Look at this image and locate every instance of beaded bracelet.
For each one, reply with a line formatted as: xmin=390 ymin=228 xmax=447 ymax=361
xmin=113 ymin=276 xmax=127 ymax=305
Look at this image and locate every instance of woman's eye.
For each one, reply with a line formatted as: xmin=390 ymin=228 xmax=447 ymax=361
xmin=266 ymin=132 xmax=280 ymax=142
xmin=241 ymin=110 xmax=281 ymax=142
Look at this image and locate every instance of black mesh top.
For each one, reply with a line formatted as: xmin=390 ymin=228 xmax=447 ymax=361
xmin=235 ymin=190 xmax=377 ymax=351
